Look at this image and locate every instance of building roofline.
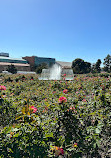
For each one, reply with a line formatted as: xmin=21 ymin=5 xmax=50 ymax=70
xmin=23 ymin=56 xmax=55 ymax=60
xmin=0 ymin=62 xmax=30 ymax=66
xmin=0 ymin=56 xmax=27 ymax=61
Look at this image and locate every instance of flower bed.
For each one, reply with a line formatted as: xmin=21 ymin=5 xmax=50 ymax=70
xmin=0 ymin=73 xmax=111 ymax=157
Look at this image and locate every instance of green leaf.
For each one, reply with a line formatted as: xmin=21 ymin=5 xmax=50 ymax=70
xmin=93 ymin=143 xmax=97 ymax=148
xmin=95 ymin=128 xmax=101 ymax=134
xmin=45 ymin=132 xmax=53 ymax=138
xmin=13 ymin=133 xmax=19 ymax=138
xmin=12 ymin=128 xmax=19 ymax=132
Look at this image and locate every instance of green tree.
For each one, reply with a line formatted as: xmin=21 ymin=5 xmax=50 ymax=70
xmin=103 ymin=54 xmax=111 ymax=73
xmin=84 ymin=61 xmax=91 ymax=73
xmin=91 ymin=63 xmax=96 ymax=73
xmin=6 ymin=64 xmax=17 ymax=74
xmin=36 ymin=63 xmax=48 ymax=74
xmin=91 ymin=59 xmax=101 ymax=73
xmin=72 ymin=58 xmax=91 ymax=74
xmin=95 ymin=59 xmax=101 ymax=73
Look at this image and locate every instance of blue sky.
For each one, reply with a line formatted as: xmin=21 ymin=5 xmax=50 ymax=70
xmin=0 ymin=0 xmax=111 ymax=65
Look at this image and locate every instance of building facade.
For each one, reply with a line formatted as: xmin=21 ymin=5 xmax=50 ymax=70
xmin=23 ymin=56 xmax=55 ymax=68
xmin=0 ymin=52 xmax=9 ymax=57
xmin=56 ymin=61 xmax=72 ymax=69
xmin=56 ymin=61 xmax=73 ymax=75
xmin=0 ymin=53 xmax=30 ymax=72
xmin=0 ymin=56 xmax=28 ymax=64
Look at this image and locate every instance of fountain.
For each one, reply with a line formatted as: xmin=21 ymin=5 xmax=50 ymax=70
xmin=49 ymin=64 xmax=62 ymax=80
xmin=39 ymin=63 xmax=74 ymax=80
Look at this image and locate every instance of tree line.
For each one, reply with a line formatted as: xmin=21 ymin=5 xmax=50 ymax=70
xmin=72 ymin=54 xmax=111 ymax=74
xmin=6 ymin=54 xmax=111 ymax=74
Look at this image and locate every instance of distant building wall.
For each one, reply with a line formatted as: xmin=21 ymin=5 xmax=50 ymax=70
xmin=0 ymin=54 xmax=30 ymax=72
xmin=0 ymin=58 xmax=27 ymax=64
xmin=34 ymin=57 xmax=55 ymax=67
xmin=23 ymin=56 xmax=55 ymax=67
xmin=22 ymin=56 xmax=35 ymax=66
xmin=0 ymin=52 xmax=9 ymax=57
xmin=56 ymin=61 xmax=72 ymax=69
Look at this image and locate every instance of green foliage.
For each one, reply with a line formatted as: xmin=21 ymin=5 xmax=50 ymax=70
xmin=91 ymin=59 xmax=102 ymax=73
xmin=0 ymin=74 xmax=111 ymax=157
xmin=103 ymin=54 xmax=111 ymax=73
xmin=6 ymin=64 xmax=17 ymax=74
xmin=72 ymin=58 xmax=91 ymax=74
xmin=95 ymin=59 xmax=101 ymax=73
xmin=0 ymin=99 xmax=17 ymax=127
xmin=36 ymin=63 xmax=48 ymax=74
xmin=0 ymin=123 xmax=49 ymax=158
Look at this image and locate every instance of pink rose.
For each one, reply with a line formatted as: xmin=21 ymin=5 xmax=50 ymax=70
xmin=59 ymin=97 xmax=67 ymax=103
xmin=29 ymin=106 xmax=37 ymax=113
xmin=82 ymin=99 xmax=87 ymax=102
xmin=0 ymin=85 xmax=6 ymax=90
xmin=69 ymin=106 xmax=75 ymax=110
xmin=63 ymin=89 xmax=68 ymax=94
xmin=60 ymin=148 xmax=64 ymax=155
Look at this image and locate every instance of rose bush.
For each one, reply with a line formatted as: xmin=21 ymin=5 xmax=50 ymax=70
xmin=0 ymin=73 xmax=111 ymax=157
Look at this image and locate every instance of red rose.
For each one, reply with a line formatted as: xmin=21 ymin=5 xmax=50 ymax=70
xmin=0 ymin=85 xmax=6 ymax=90
xmin=82 ymin=99 xmax=87 ymax=102
xmin=29 ymin=106 xmax=37 ymax=113
xmin=59 ymin=97 xmax=67 ymax=103
xmin=63 ymin=89 xmax=68 ymax=94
